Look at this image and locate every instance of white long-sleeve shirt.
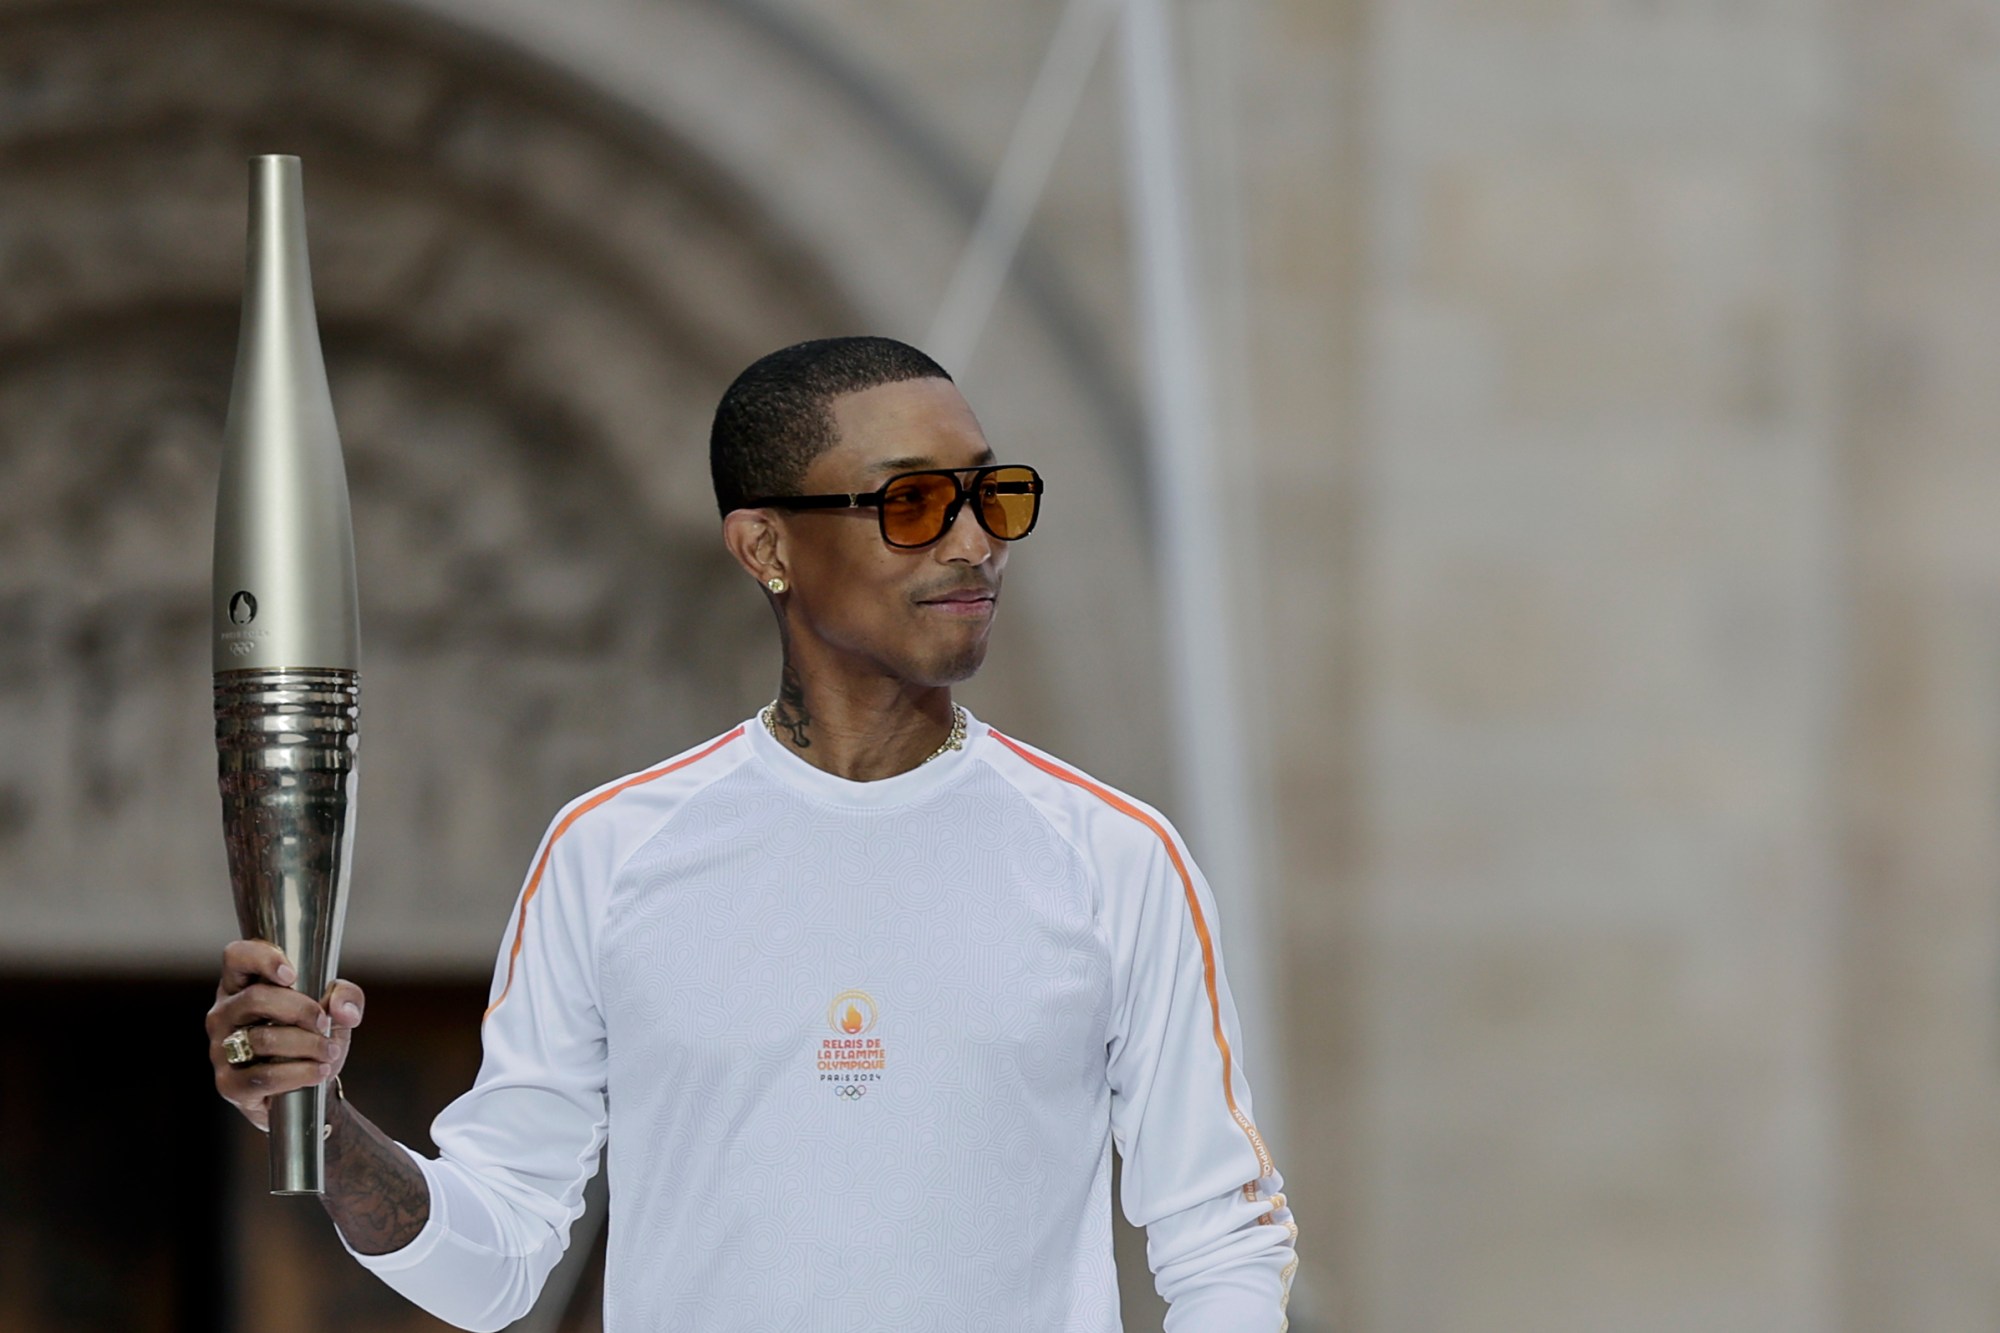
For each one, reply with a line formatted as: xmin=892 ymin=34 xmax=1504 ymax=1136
xmin=349 ymin=711 xmax=1296 ymax=1331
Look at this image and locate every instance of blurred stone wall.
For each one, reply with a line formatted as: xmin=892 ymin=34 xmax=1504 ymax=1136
xmin=1232 ymin=0 xmax=2000 ymax=1329
xmin=1840 ymin=1 xmax=2000 ymax=1325
xmin=1334 ymin=3 xmax=1846 ymax=1330
xmin=0 ymin=0 xmax=830 ymax=967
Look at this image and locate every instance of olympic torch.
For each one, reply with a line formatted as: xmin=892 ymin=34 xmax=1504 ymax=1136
xmin=212 ymin=155 xmax=361 ymax=1195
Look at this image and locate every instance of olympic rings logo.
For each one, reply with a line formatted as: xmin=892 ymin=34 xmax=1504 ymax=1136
xmin=834 ymin=1084 xmax=867 ymax=1100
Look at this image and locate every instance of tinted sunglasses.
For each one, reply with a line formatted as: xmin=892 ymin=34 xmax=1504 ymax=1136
xmin=744 ymin=464 xmax=1044 ymax=549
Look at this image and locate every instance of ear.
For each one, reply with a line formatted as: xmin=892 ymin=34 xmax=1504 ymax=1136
xmin=722 ymin=508 xmax=786 ymax=588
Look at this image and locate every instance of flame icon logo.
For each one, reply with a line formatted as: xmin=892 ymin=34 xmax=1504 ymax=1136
xmin=228 ymin=591 xmax=257 ymax=625
xmin=826 ymin=989 xmax=878 ymax=1036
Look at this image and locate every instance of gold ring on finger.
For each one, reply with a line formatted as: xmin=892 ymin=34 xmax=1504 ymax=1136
xmin=222 ymin=1026 xmax=256 ymax=1067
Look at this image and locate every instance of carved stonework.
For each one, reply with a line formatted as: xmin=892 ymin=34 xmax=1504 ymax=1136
xmin=0 ymin=0 xmax=861 ymax=964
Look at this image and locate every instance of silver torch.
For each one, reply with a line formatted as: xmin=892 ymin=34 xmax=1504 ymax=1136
xmin=212 ymin=155 xmax=361 ymax=1195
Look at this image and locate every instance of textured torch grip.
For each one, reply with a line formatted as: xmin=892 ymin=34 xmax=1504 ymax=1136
xmin=216 ymin=667 xmax=359 ymax=1194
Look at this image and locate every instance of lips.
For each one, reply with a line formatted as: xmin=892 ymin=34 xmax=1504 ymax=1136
xmin=916 ymin=586 xmax=997 ymax=614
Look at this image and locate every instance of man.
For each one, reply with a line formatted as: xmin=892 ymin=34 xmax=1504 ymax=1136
xmin=207 ymin=336 xmax=1296 ymax=1331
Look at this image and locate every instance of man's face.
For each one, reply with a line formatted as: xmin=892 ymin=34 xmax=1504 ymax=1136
xmin=777 ymin=377 xmax=1009 ymax=686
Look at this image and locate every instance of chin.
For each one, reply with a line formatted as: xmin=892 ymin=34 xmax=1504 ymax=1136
xmin=913 ymin=635 xmax=990 ymax=687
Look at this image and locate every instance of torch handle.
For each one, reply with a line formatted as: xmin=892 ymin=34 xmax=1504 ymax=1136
xmin=216 ymin=668 xmax=359 ymax=1195
xmin=269 ymin=1084 xmax=329 ymax=1195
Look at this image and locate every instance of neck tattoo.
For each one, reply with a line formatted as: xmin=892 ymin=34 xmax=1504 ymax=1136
xmin=760 ymin=702 xmax=967 ymax=767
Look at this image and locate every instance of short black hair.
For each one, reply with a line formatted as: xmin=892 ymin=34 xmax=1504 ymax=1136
xmin=710 ymin=336 xmax=953 ymax=518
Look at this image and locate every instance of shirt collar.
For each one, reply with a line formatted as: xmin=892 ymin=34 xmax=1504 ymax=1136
xmin=743 ymin=705 xmax=988 ymax=809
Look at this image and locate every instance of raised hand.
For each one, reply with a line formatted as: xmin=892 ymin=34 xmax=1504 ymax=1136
xmin=206 ymin=938 xmax=365 ymax=1131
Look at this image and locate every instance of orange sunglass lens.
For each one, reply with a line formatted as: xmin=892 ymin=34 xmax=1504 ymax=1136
xmin=880 ymin=473 xmax=957 ymax=545
xmin=977 ymin=467 xmax=1039 ymax=539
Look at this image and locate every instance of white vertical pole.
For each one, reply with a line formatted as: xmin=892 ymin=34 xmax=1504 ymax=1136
xmin=927 ymin=0 xmax=1122 ymax=374
xmin=1118 ymin=0 xmax=1286 ymax=1162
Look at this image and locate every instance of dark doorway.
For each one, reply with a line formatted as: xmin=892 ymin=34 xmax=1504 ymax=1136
xmin=0 ymin=974 xmax=231 ymax=1332
xmin=0 ymin=972 xmax=599 ymax=1333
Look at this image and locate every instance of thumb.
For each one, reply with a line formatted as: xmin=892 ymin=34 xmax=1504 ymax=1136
xmin=325 ymin=978 xmax=366 ymax=1030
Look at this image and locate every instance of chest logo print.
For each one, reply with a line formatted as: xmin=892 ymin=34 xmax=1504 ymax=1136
xmin=828 ymin=989 xmax=877 ymax=1035
xmin=818 ymin=988 xmax=885 ymax=1096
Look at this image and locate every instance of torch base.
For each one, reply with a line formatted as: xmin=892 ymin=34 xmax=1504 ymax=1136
xmin=268 ymin=1083 xmax=328 ymax=1195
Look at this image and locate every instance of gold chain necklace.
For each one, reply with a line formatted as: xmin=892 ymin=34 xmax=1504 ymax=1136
xmin=760 ymin=702 xmax=967 ymax=766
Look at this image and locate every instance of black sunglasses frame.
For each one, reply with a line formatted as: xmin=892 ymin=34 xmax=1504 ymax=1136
xmin=742 ymin=464 xmax=1044 ymax=550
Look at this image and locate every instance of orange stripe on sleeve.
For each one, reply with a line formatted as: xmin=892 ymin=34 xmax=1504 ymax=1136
xmin=988 ymin=730 xmax=1277 ymax=1180
xmin=483 ymin=727 xmax=745 ymax=1022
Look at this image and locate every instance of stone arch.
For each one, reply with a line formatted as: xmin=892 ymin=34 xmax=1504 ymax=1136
xmin=0 ymin=0 xmax=1163 ymax=966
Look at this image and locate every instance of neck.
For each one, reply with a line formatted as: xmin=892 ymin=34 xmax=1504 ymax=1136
xmin=766 ymin=649 xmax=959 ymax=782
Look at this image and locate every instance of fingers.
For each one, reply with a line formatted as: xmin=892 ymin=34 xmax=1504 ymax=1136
xmin=219 ymin=939 xmax=295 ymax=996
xmin=216 ymin=1051 xmax=333 ymax=1110
xmin=208 ymin=982 xmax=328 ymax=1040
xmin=210 ymin=945 xmax=359 ymax=1136
xmin=209 ymin=1015 xmax=340 ymax=1133
xmin=237 ymin=1024 xmax=341 ymax=1066
xmin=209 ymin=940 xmax=315 ymax=1039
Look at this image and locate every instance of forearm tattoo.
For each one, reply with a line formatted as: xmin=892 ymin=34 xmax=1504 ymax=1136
xmin=772 ymin=658 xmax=812 ymax=750
xmin=320 ymin=1097 xmax=431 ymax=1255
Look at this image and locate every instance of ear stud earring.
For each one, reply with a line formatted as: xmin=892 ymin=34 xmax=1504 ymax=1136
xmin=766 ymin=577 xmax=787 ymax=594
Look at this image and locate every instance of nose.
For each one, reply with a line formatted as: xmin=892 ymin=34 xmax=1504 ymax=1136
xmin=934 ymin=497 xmax=996 ymax=566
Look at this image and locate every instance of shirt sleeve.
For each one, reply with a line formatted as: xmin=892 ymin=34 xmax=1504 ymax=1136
xmin=1103 ymin=812 xmax=1298 ymax=1333
xmin=342 ymin=802 xmax=612 ymax=1332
